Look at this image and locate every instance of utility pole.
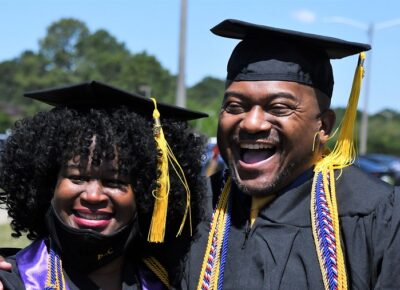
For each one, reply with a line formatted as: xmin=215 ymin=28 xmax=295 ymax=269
xmin=359 ymin=24 xmax=373 ymax=155
xmin=176 ymin=0 xmax=187 ymax=107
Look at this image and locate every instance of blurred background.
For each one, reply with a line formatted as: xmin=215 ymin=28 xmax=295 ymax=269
xmin=1 ymin=0 xmax=400 ymax=247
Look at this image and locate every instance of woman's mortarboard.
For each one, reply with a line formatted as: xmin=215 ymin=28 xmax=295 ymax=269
xmin=24 ymin=80 xmax=207 ymax=120
xmin=211 ymin=18 xmax=371 ymax=98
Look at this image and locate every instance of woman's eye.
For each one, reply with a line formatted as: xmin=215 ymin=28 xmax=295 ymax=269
xmin=104 ymin=180 xmax=128 ymax=190
xmin=68 ymin=175 xmax=87 ymax=184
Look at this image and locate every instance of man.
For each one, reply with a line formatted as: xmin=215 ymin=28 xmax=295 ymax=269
xmin=182 ymin=19 xmax=400 ymax=290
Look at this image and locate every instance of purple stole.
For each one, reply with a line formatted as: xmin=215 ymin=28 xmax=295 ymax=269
xmin=138 ymin=268 xmax=166 ymax=290
xmin=15 ymin=239 xmax=166 ymax=290
xmin=16 ymin=239 xmax=70 ymax=290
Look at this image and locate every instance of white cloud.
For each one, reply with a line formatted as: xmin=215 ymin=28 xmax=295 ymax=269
xmin=291 ymin=9 xmax=316 ymax=23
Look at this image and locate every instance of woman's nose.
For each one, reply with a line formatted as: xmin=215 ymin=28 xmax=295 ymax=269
xmin=81 ymin=180 xmax=107 ymax=203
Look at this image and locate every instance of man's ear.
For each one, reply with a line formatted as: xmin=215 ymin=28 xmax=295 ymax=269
xmin=318 ymin=109 xmax=336 ymax=145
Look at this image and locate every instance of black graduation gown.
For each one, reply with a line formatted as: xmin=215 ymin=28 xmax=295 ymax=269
xmin=0 ymin=254 xmax=156 ymax=290
xmin=182 ymin=166 xmax=400 ymax=289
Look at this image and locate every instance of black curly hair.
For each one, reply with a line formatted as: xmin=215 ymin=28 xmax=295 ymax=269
xmin=0 ymin=105 xmax=206 ymax=280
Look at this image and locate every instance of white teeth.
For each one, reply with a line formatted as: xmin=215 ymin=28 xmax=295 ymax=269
xmin=77 ymin=212 xmax=109 ymax=220
xmin=240 ymin=144 xmax=274 ymax=150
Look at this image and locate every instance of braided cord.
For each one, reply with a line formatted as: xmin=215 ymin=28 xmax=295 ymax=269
xmin=197 ymin=176 xmax=231 ymax=290
xmin=45 ymin=246 xmax=66 ymax=290
xmin=327 ymin=169 xmax=347 ymax=289
xmin=211 ymin=201 xmax=230 ymax=288
xmin=142 ymin=256 xmax=171 ymax=289
xmin=217 ymin=198 xmax=231 ymax=290
xmin=311 ymin=170 xmax=347 ymax=290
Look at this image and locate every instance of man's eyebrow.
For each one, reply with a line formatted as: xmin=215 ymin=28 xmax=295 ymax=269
xmin=223 ymin=90 xmax=298 ymax=101
xmin=223 ymin=91 xmax=247 ymax=100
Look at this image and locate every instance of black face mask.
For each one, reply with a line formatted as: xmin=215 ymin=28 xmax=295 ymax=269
xmin=45 ymin=204 xmax=139 ymax=273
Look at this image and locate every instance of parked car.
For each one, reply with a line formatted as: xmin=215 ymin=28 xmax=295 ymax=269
xmin=362 ymin=154 xmax=400 ymax=185
xmin=354 ymin=155 xmax=396 ymax=185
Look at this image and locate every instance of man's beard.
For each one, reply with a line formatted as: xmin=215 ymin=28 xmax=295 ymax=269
xmin=229 ymin=151 xmax=314 ymax=196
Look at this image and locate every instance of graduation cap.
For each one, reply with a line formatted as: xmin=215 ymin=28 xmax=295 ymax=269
xmin=24 ymin=80 xmax=208 ymax=121
xmin=25 ymin=80 xmax=208 ymax=243
xmin=211 ymin=19 xmax=371 ymax=98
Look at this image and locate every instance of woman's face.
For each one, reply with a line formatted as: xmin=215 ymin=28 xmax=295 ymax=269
xmin=53 ymin=154 xmax=136 ymax=235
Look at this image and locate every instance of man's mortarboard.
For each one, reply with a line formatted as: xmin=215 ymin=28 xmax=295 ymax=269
xmin=211 ymin=18 xmax=371 ymax=98
xmin=24 ymin=80 xmax=208 ymax=120
xmin=25 ymin=80 xmax=208 ymax=244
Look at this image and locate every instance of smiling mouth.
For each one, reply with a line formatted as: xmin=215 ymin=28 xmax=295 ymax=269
xmin=74 ymin=211 xmax=112 ymax=220
xmin=240 ymin=143 xmax=276 ymax=164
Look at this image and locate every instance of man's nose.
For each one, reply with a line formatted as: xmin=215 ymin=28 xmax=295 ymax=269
xmin=240 ymin=106 xmax=272 ymax=133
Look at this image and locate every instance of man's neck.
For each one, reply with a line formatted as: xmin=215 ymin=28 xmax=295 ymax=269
xmin=250 ymin=195 xmax=276 ymax=226
xmin=248 ymin=167 xmax=314 ymax=226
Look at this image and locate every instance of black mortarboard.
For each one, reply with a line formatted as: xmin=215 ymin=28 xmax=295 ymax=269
xmin=211 ymin=19 xmax=371 ymax=97
xmin=24 ymin=80 xmax=208 ymax=121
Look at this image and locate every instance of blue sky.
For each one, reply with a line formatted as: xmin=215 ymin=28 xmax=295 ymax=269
xmin=1 ymin=0 xmax=400 ymax=113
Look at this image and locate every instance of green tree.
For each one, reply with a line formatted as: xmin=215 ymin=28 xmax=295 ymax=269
xmin=39 ymin=18 xmax=89 ymax=71
xmin=368 ymin=110 xmax=400 ymax=155
xmin=1 ymin=16 xmax=399 ymax=155
xmin=187 ymin=77 xmax=225 ymax=137
xmin=119 ymin=52 xmax=176 ymax=103
xmin=75 ymin=29 xmax=130 ymax=83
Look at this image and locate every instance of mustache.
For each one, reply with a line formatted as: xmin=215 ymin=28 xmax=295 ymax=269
xmin=233 ymin=131 xmax=280 ymax=144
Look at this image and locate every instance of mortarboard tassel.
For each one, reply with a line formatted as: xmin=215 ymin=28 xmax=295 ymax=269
xmin=316 ymin=52 xmax=365 ymax=171
xmin=311 ymin=52 xmax=366 ymax=290
xmin=148 ymin=98 xmax=192 ymax=243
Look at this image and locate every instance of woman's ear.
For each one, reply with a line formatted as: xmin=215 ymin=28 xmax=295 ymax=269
xmin=318 ymin=109 xmax=336 ymax=145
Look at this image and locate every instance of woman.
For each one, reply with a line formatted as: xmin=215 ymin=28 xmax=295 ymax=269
xmin=0 ymin=81 xmax=207 ymax=289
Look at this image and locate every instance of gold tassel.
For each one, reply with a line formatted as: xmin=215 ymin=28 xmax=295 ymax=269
xmin=148 ymin=98 xmax=192 ymax=243
xmin=315 ymin=52 xmax=366 ymax=173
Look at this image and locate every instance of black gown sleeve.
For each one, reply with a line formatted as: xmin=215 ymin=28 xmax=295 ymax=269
xmin=373 ymin=186 xmax=400 ymax=289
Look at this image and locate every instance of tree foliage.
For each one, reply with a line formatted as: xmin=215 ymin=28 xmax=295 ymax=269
xmin=0 ymin=18 xmax=399 ymax=155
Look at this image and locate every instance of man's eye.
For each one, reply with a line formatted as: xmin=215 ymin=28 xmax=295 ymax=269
xmin=224 ymin=102 xmax=246 ymax=114
xmin=268 ymin=105 xmax=294 ymax=116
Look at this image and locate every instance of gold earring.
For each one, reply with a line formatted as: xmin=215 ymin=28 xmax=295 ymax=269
xmin=312 ymin=132 xmax=320 ymax=152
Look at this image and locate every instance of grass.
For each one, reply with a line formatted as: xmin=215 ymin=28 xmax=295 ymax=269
xmin=0 ymin=223 xmax=30 ymax=249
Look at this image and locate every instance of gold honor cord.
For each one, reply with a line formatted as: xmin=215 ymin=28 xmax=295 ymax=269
xmin=196 ymin=177 xmax=231 ymax=290
xmin=142 ymin=256 xmax=171 ymax=289
xmin=312 ymin=52 xmax=366 ymax=290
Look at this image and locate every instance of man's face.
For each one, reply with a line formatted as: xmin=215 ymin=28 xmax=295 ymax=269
xmin=217 ymin=80 xmax=331 ymax=196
